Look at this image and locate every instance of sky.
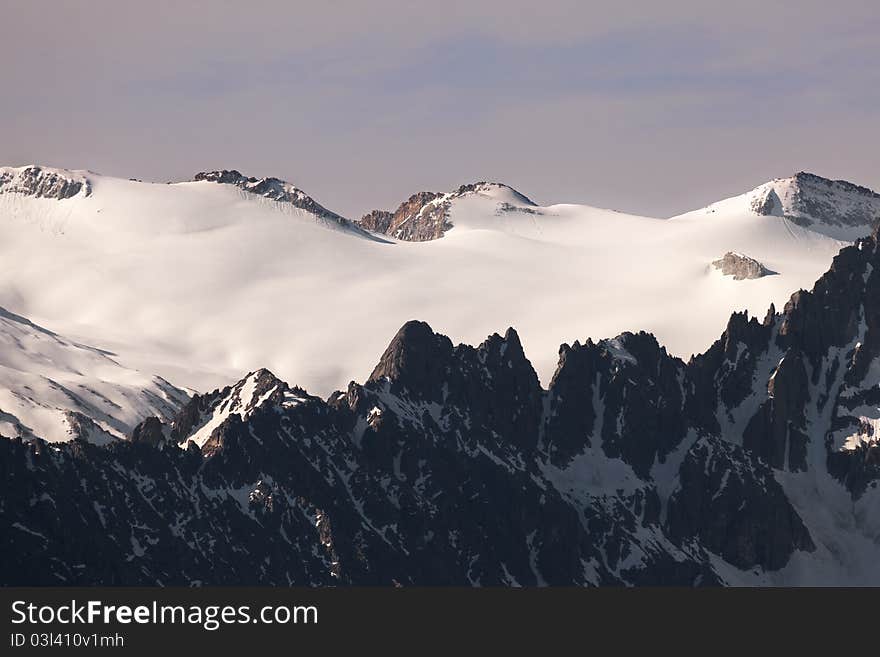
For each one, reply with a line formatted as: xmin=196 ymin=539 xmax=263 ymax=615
xmin=2 ymin=0 xmax=878 ymax=219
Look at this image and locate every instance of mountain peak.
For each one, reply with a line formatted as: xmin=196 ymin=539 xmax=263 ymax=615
xmin=790 ymin=171 xmax=880 ymax=198
xmin=193 ymin=169 xmax=327 ymax=208
xmin=452 ymin=181 xmax=536 ymax=206
xmin=0 ymin=165 xmax=91 ymax=200
xmin=367 ymin=321 xmax=454 ymax=397
xmin=192 ymin=169 xmax=389 ymax=240
xmin=746 ymin=172 xmax=880 ymax=239
xmin=193 ymin=169 xmax=344 ymax=220
xmin=357 ymin=180 xmax=535 ymax=241
xmin=175 ymin=368 xmax=289 ymax=448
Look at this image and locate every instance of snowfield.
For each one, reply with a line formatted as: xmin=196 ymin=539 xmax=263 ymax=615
xmin=4 ymin=164 xmax=880 ymax=588
xmin=0 ymin=305 xmax=187 ymax=443
xmin=0 ymin=166 xmax=856 ymax=408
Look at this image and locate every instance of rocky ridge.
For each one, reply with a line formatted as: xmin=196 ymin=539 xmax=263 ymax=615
xmin=359 ymin=182 xmax=536 ymax=241
xmin=748 ymin=171 xmax=880 ymax=238
xmin=193 ymin=170 xmax=381 ymax=240
xmin=0 ymin=165 xmax=91 ymax=200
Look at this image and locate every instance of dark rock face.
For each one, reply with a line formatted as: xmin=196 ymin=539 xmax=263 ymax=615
xmin=666 ymin=437 xmax=814 ymax=570
xmin=130 ymin=416 xmax=167 ymax=447
xmin=1 ymin=322 xmax=715 ymax=586
xmin=0 ymin=438 xmax=339 ymax=586
xmin=544 ymin=333 xmax=688 ymax=476
xmin=688 ymin=309 xmax=775 ymax=426
xmin=358 ymin=182 xmax=536 ymax=241
xmin=9 ymin=228 xmax=880 ymax=585
xmin=0 ymin=166 xmax=90 ymax=199
xmin=743 ymin=351 xmax=810 ymax=471
xmin=368 ymin=320 xmax=455 ymax=399
xmin=712 ymin=252 xmax=775 ymax=280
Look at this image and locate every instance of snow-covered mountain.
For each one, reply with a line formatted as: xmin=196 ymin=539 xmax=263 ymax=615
xmin=0 ymin=305 xmax=188 ymax=444
xmin=675 ymin=171 xmax=880 ymax=241
xmin=6 ymin=225 xmax=880 ymax=585
xmin=4 ymin=163 xmax=880 ymax=586
xmin=0 ymin=165 xmax=91 ymax=200
xmin=0 ymin=164 xmax=872 ymax=406
xmin=192 ymin=169 xmax=383 ymax=240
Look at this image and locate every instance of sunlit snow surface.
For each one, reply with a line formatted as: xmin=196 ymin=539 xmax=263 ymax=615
xmin=0 ymin=169 xmax=849 ymax=400
xmin=3 ymin=167 xmax=880 ymax=586
xmin=0 ymin=306 xmax=187 ymax=443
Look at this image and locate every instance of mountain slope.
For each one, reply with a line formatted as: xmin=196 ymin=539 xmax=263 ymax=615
xmin=0 ymin=165 xmax=870 ymax=401
xmin=0 ymin=165 xmax=91 ymax=200
xmin=0 ymin=306 xmax=189 ymax=443
xmin=672 ymin=171 xmax=880 ymax=241
xmin=192 ymin=169 xmax=384 ymax=240
xmin=6 ymin=225 xmax=880 ymax=585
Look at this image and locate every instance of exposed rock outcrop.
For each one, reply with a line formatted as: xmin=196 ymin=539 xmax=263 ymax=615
xmin=358 ymin=209 xmax=395 ymax=234
xmin=712 ymin=252 xmax=775 ymax=280
xmin=359 ymin=191 xmax=448 ymax=241
xmin=749 ymin=171 xmax=880 ymax=237
xmin=358 ymin=182 xmax=536 ymax=241
xmin=193 ymin=169 xmax=380 ymax=239
xmin=193 ymin=169 xmax=340 ymax=218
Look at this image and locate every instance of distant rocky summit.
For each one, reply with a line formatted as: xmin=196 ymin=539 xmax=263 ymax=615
xmin=193 ymin=169 xmax=381 ymax=240
xmin=748 ymin=172 xmax=880 ymax=238
xmin=193 ymin=169 xmax=343 ymax=221
xmin=359 ymin=182 xmax=536 ymax=241
xmin=712 ymin=252 xmax=775 ymax=280
xmin=0 ymin=165 xmax=90 ymax=200
xmin=359 ymin=191 xmax=447 ymax=241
